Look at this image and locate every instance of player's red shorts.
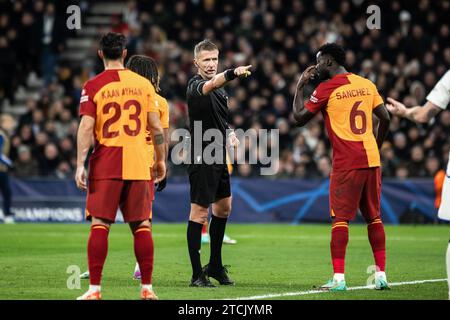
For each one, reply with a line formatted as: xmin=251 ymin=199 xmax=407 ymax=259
xmin=329 ymin=167 xmax=381 ymax=222
xmin=149 ymin=179 xmax=155 ymax=201
xmin=86 ymin=179 xmax=154 ymax=223
xmin=148 ymin=179 xmax=155 ymax=220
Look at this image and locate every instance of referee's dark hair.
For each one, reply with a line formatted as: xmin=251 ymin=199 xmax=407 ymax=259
xmin=317 ymin=43 xmax=346 ymax=66
xmin=126 ymin=55 xmax=161 ymax=92
xmin=99 ymin=32 xmax=127 ymax=60
xmin=194 ymin=39 xmax=218 ymax=58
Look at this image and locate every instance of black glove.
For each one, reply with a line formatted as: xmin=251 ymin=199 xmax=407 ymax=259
xmin=155 ymin=172 xmax=167 ymax=192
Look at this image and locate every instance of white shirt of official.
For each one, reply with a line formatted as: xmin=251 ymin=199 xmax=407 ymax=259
xmin=427 ymin=70 xmax=450 ymax=220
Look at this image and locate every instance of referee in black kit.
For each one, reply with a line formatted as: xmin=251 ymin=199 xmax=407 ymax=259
xmin=186 ymin=39 xmax=251 ymax=287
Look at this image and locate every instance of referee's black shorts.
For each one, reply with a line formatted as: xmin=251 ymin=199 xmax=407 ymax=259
xmin=187 ymin=163 xmax=231 ymax=207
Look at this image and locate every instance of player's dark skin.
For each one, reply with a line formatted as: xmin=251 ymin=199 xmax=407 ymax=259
xmin=292 ymin=52 xmax=390 ymax=149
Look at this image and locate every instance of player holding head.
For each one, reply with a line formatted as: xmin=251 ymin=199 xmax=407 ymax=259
xmin=386 ymin=70 xmax=450 ymax=299
xmin=186 ymin=39 xmax=249 ymax=287
xmin=292 ymin=43 xmax=391 ymax=291
xmin=126 ymin=54 xmax=170 ymax=279
xmin=75 ymin=32 xmax=166 ymax=300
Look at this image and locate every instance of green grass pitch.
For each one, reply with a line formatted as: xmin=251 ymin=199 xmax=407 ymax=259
xmin=0 ymin=223 xmax=448 ymax=300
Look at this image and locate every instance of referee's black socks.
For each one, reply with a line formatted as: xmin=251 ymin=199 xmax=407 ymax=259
xmin=209 ymin=215 xmax=228 ymax=270
xmin=187 ymin=220 xmax=203 ymax=279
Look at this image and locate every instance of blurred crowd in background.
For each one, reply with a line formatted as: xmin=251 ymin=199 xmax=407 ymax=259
xmin=0 ymin=0 xmax=449 ymax=180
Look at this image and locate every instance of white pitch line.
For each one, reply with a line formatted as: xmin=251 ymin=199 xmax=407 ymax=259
xmin=149 ymin=234 xmax=446 ymax=242
xmin=222 ymin=278 xmax=448 ymax=300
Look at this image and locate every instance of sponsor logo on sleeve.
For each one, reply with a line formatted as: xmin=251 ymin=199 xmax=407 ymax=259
xmin=310 ymin=90 xmax=319 ymax=103
xmin=80 ymin=89 xmax=88 ymax=103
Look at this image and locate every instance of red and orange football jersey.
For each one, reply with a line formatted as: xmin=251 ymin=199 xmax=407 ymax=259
xmin=79 ymin=68 xmax=157 ymax=180
xmin=305 ymin=73 xmax=384 ymax=171
xmin=147 ymin=93 xmax=169 ymax=169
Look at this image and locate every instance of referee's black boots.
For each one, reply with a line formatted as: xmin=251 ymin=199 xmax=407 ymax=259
xmin=189 ymin=271 xmax=216 ymax=288
xmin=203 ymin=264 xmax=235 ymax=286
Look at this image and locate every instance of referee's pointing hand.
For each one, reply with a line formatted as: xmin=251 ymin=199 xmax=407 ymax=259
xmin=234 ymin=65 xmax=252 ymax=78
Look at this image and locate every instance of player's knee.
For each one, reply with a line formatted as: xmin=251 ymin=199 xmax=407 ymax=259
xmin=92 ymin=217 xmax=111 ymax=228
xmin=214 ymin=206 xmax=231 ymax=218
xmin=129 ymin=220 xmax=151 ymax=233
xmin=366 ymin=216 xmax=382 ymax=225
xmin=332 ymin=217 xmax=349 ymax=225
xmin=190 ymin=215 xmax=208 ymax=225
xmin=189 ymin=207 xmax=209 ymax=224
xmin=212 ymin=197 xmax=232 ymax=218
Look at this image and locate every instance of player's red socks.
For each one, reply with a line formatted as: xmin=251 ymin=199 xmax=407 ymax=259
xmin=133 ymin=225 xmax=154 ymax=285
xmin=367 ymin=218 xmax=386 ymax=272
xmin=88 ymin=224 xmax=110 ymax=285
xmin=330 ymin=220 xmax=349 ymax=274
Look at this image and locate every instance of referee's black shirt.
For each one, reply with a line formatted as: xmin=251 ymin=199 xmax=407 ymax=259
xmin=186 ymin=74 xmax=230 ymax=162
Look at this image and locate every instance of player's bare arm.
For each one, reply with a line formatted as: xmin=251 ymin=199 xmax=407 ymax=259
xmin=293 ymin=65 xmax=317 ymax=127
xmin=386 ymin=98 xmax=442 ymax=123
xmin=148 ymin=111 xmax=166 ymax=183
xmin=163 ymin=128 xmax=169 ymax=162
xmin=201 ymin=65 xmax=252 ymax=95
xmin=373 ymin=103 xmax=391 ymax=149
xmin=75 ymin=115 xmax=95 ymax=190
xmin=155 ymin=127 xmax=170 ymax=192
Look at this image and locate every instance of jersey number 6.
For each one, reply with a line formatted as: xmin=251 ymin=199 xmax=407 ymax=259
xmin=350 ymin=101 xmax=367 ymax=135
xmin=102 ymin=100 xmax=142 ymax=138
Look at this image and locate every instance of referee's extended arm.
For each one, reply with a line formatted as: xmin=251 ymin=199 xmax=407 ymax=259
xmin=201 ymin=65 xmax=252 ymax=95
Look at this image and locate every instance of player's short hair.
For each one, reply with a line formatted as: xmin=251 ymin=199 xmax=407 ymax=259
xmin=194 ymin=39 xmax=218 ymax=58
xmin=126 ymin=55 xmax=160 ymax=92
xmin=317 ymin=43 xmax=346 ymax=66
xmin=99 ymin=32 xmax=126 ymax=60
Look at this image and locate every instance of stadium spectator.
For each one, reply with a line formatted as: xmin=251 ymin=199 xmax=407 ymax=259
xmin=317 ymin=156 xmax=331 ymax=178
xmin=13 ymin=145 xmax=39 ymax=178
xmin=380 ymin=142 xmax=398 ymax=177
xmin=395 ymin=163 xmax=410 ymax=179
xmin=408 ymin=145 xmax=426 ymax=177
xmin=54 ymin=161 xmax=71 ymax=179
xmin=426 ymin=156 xmax=442 ymax=178
xmin=39 ymin=142 xmax=61 ymax=176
